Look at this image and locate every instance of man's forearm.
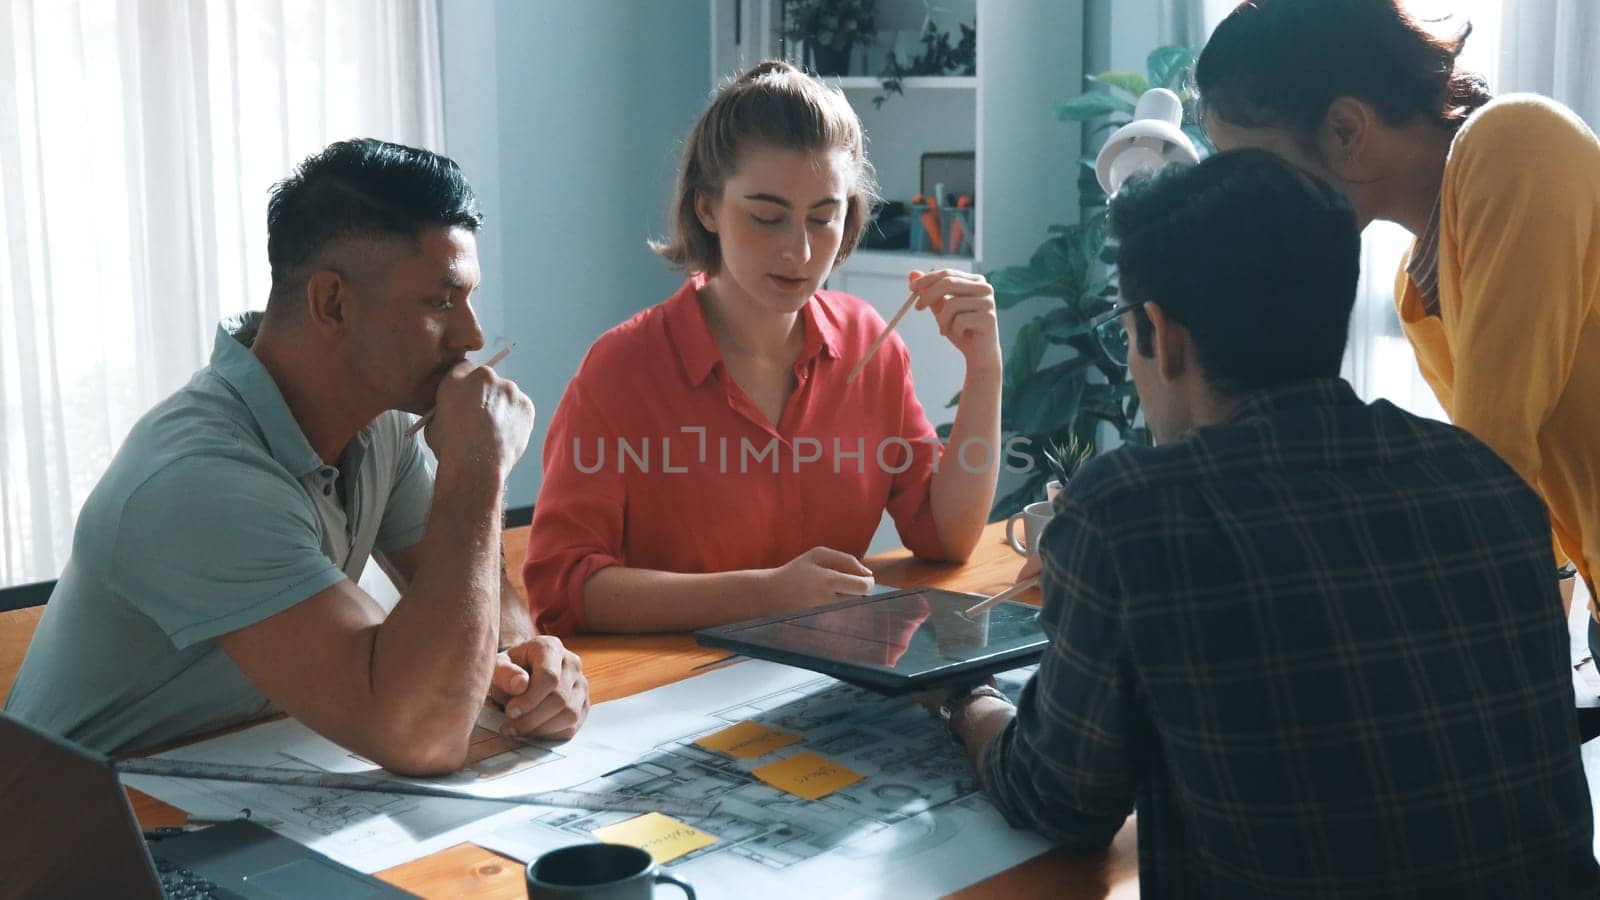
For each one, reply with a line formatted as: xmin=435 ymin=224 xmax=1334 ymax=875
xmin=368 ymin=462 xmax=504 ymax=766
xmin=501 ymin=566 xmax=536 ymax=644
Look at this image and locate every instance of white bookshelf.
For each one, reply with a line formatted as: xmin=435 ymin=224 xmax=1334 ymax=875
xmin=841 ymin=249 xmax=969 ymax=277
xmin=708 ymin=0 xmax=1082 ymax=551
xmin=828 ymin=75 xmax=978 ymax=90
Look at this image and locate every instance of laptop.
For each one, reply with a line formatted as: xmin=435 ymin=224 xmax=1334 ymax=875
xmin=0 ymin=712 xmax=414 ymax=899
xmin=696 ymin=586 xmax=1047 ymax=695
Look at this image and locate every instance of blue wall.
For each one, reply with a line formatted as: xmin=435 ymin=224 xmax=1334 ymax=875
xmin=443 ymin=1 xmax=712 ymax=506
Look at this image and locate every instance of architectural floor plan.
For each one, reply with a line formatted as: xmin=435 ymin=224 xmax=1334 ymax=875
xmin=127 ymin=659 xmax=1051 ymax=894
xmin=479 ymin=663 xmax=1050 ymax=899
xmin=528 ymin=673 xmax=1009 ymax=871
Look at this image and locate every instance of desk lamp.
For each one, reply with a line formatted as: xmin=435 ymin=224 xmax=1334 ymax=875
xmin=1094 ymin=87 xmax=1201 ymax=194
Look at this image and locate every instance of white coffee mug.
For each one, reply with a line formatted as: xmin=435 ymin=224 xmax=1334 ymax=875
xmin=1005 ymin=500 xmax=1055 ymax=558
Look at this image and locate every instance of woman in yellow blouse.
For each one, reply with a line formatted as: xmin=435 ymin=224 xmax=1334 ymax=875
xmin=1193 ymin=0 xmax=1600 ymax=630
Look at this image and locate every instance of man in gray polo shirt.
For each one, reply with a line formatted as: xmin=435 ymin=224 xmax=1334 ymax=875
xmin=5 ymin=139 xmax=587 ymax=775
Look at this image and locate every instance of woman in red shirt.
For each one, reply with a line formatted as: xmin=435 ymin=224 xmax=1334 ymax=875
xmin=523 ymin=61 xmax=1002 ymax=634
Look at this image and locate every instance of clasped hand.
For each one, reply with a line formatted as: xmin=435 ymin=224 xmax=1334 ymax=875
xmin=488 ymin=635 xmax=590 ymax=740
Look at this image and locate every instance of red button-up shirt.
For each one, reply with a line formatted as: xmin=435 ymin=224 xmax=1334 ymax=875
xmin=523 ymin=276 xmax=950 ymax=634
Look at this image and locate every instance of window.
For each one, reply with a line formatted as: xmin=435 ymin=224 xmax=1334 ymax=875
xmin=0 ymin=0 xmax=443 ymax=585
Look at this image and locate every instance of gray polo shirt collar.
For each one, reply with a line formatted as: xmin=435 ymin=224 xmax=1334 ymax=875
xmin=210 ymin=312 xmax=327 ymax=479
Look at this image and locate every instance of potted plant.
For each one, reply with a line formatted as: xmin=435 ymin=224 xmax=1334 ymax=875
xmin=963 ymin=46 xmax=1213 ymax=518
xmin=784 ymin=0 xmax=877 ymax=76
xmin=873 ymin=17 xmax=975 ymax=108
xmin=1040 ymin=435 xmax=1093 ymax=502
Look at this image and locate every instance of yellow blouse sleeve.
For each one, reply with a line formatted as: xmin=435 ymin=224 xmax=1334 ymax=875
xmin=1441 ymin=97 xmax=1600 ymax=488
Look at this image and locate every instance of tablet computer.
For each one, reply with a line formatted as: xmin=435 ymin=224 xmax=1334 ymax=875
xmin=695 ymin=587 xmax=1047 ymax=695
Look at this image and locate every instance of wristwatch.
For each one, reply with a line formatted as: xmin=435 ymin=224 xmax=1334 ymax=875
xmin=1558 ymin=563 xmax=1579 ymax=581
xmin=937 ymin=684 xmax=1012 ymax=744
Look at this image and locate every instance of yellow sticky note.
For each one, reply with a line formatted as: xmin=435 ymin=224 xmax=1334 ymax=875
xmin=751 ymin=751 xmax=864 ymax=801
xmin=591 ymin=812 xmax=718 ymax=864
xmin=692 ymin=720 xmax=802 ymax=759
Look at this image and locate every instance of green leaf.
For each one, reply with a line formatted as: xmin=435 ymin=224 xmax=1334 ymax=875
xmin=1035 ymin=304 xmax=1089 ymax=344
xmin=989 ymin=263 xmax=1061 ymax=307
xmin=1002 ymin=321 xmax=1048 ymax=396
xmin=1010 ymin=358 xmax=1089 ymax=435
xmin=1088 ymin=120 xmax=1127 ymax=140
xmin=988 ymin=229 xmax=1089 ymax=308
xmin=1146 ymin=46 xmax=1197 ymax=91
xmin=1087 ymin=71 xmax=1150 ymax=101
xmin=1027 ymin=234 xmax=1076 ymax=276
xmin=1076 ymin=213 xmax=1105 ymax=263
xmin=1044 ymin=318 xmax=1093 ymax=344
xmin=1079 ymin=275 xmax=1115 ymax=311
xmin=1077 ymin=164 xmax=1107 ymax=207
xmin=1052 ymin=92 xmax=1131 ymax=122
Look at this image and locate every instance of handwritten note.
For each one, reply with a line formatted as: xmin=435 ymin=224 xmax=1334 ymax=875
xmin=692 ymin=720 xmax=802 ymax=760
xmin=591 ymin=812 xmax=718 ymax=864
xmin=751 ymin=751 xmax=864 ymax=801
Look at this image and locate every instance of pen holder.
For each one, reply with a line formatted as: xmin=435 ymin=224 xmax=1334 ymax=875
xmin=943 ymin=205 xmax=974 ymax=257
xmin=910 ymin=202 xmax=939 ymax=254
xmin=908 ymin=202 xmax=974 ymax=258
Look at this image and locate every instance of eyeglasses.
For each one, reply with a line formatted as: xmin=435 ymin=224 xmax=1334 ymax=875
xmin=1088 ymin=297 xmax=1150 ymax=367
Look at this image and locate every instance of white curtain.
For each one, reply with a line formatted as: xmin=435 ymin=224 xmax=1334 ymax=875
xmin=1498 ymin=1 xmax=1600 ymax=125
xmin=0 ymin=0 xmax=443 ymax=586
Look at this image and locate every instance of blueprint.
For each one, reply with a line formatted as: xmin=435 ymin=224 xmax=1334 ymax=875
xmin=476 ymin=661 xmax=1052 ymax=900
xmin=121 ymin=708 xmax=637 ymax=871
xmin=125 ymin=658 xmax=1053 ymax=893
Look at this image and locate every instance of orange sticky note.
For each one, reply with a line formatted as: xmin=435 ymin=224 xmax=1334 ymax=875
xmin=590 ymin=812 xmax=717 ymax=864
xmin=751 ymin=751 xmax=864 ymax=801
xmin=692 ymin=721 xmax=802 ymax=759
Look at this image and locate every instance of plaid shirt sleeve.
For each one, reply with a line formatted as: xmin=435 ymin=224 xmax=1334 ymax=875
xmin=978 ymin=492 xmax=1142 ymax=851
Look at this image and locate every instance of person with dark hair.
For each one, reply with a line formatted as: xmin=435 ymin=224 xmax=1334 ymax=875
xmin=932 ymin=150 xmax=1600 ymax=897
xmin=6 ymin=139 xmax=589 ymax=773
xmin=521 ymin=61 xmax=1002 ymax=634
xmin=1195 ymin=0 xmax=1600 ymax=633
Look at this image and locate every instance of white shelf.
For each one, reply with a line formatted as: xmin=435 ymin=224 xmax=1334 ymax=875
xmin=827 ymin=76 xmax=978 ymax=90
xmin=837 ymin=248 xmax=976 ymax=277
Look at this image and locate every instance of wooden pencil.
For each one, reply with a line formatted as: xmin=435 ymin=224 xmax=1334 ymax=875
xmin=403 ymin=343 xmax=515 ymax=438
xmin=962 ymin=575 xmax=1041 ymax=618
xmin=845 ymin=291 xmax=919 ymax=385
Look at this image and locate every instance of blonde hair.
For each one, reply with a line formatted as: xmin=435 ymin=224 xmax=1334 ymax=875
xmin=652 ymin=60 xmax=879 ymax=274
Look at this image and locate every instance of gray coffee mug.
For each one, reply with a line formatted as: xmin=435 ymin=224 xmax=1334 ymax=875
xmin=525 ymin=843 xmax=695 ymax=899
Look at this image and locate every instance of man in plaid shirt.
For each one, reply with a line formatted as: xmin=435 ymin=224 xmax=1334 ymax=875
xmin=936 ymin=150 xmax=1599 ymax=897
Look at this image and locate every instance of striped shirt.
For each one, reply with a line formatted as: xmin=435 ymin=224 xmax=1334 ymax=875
xmin=1405 ymin=194 xmax=1443 ymax=317
xmin=980 ymin=378 xmax=1598 ymax=898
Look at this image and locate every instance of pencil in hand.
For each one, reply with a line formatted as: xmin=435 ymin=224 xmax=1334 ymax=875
xmin=845 ymin=291 xmax=919 ymax=385
xmin=403 ymin=343 xmax=515 ymax=438
xmin=851 ymin=273 xmax=928 ymax=385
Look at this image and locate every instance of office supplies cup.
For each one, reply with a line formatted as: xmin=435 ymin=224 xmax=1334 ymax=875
xmin=1005 ymin=500 xmax=1054 ymax=559
xmin=526 ymin=843 xmax=695 ymax=899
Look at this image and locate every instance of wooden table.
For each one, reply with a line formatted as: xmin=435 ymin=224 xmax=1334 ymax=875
xmin=129 ymin=521 xmax=1139 ymax=898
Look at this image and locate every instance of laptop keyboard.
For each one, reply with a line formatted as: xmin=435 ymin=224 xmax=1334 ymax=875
xmin=153 ymin=855 xmax=242 ymax=899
